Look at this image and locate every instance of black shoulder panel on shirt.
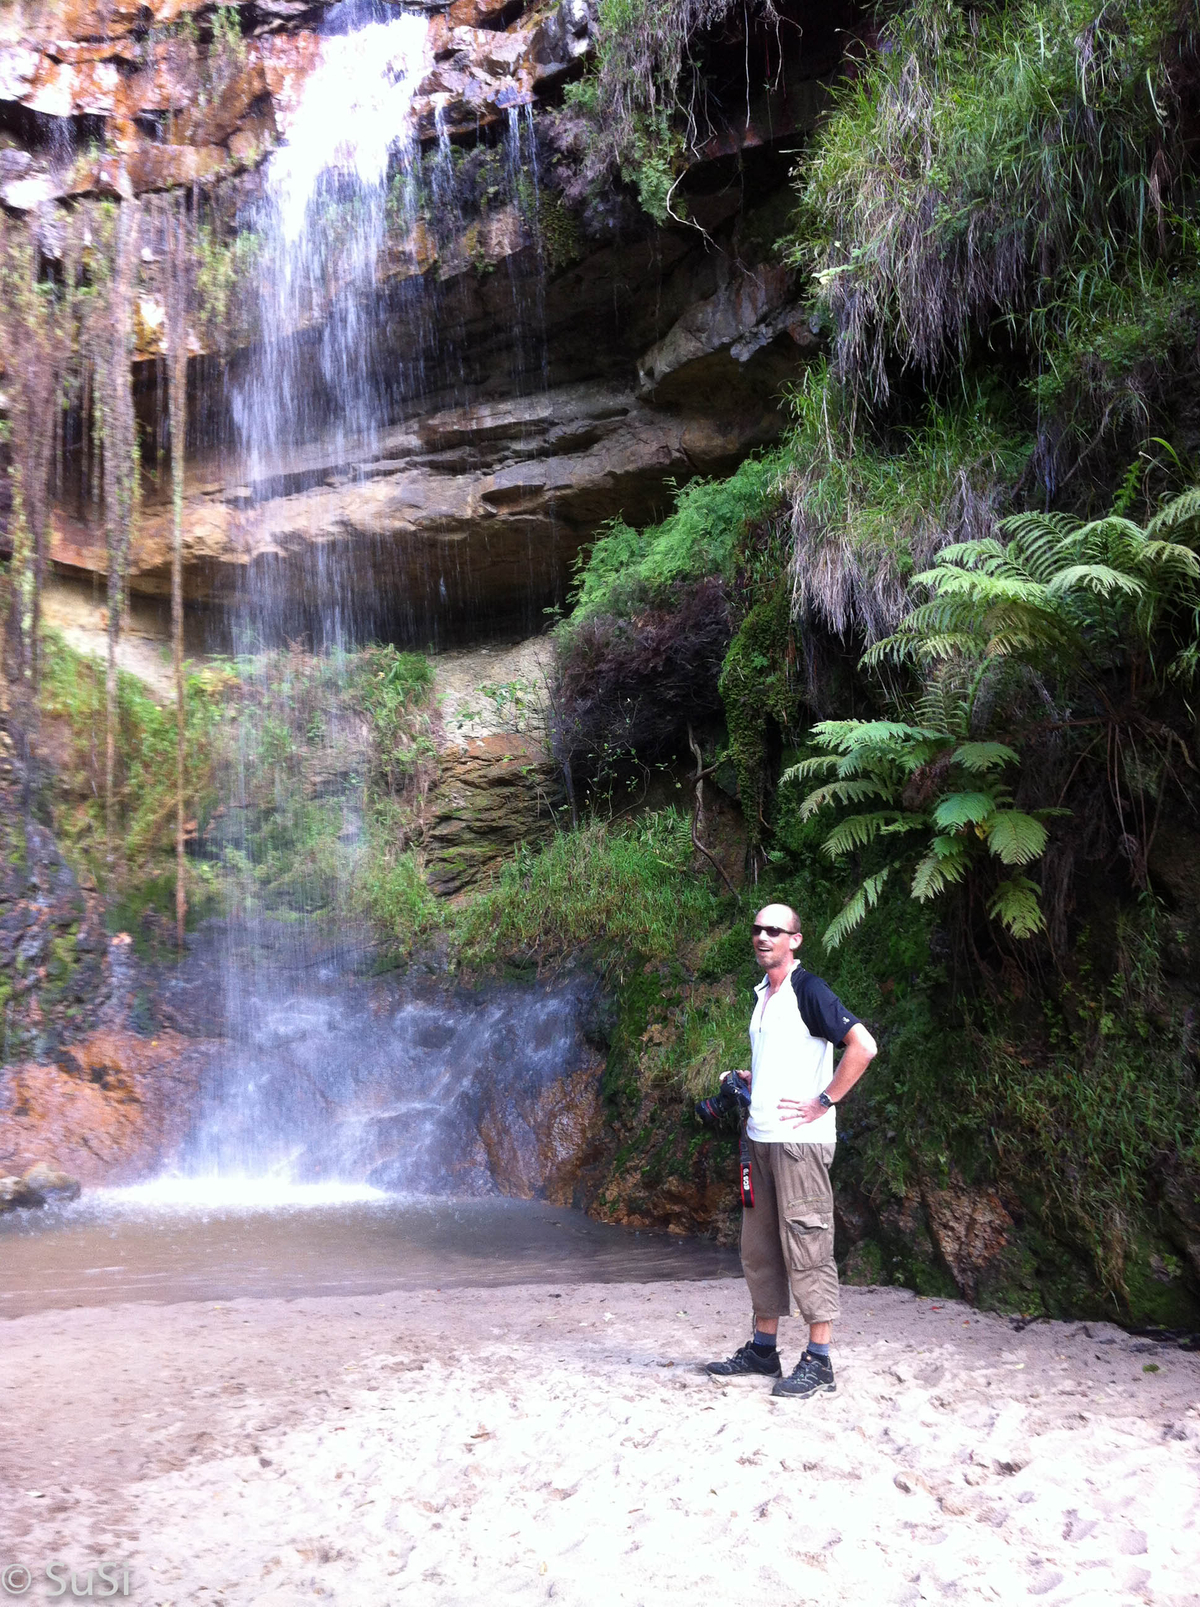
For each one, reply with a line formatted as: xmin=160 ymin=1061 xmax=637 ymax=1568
xmin=790 ymin=967 xmax=862 ymax=1044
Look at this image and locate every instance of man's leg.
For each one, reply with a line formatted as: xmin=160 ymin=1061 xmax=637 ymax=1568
xmin=771 ymin=1143 xmax=839 ymax=1400
xmin=706 ymin=1139 xmax=789 ymax=1381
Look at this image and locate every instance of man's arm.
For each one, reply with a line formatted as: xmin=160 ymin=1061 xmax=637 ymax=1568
xmin=778 ymin=1022 xmax=877 ymax=1125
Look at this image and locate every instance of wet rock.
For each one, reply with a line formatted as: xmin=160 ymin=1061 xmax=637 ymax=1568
xmin=528 ymin=0 xmax=593 ymax=80
xmin=1 ymin=1 xmax=835 ymax=629
xmin=96 ymin=369 xmax=784 ymax=627
xmin=20 ymin=1161 xmax=81 ymax=1202
xmin=0 ymin=1174 xmax=43 ymax=1212
xmin=479 ymin=1059 xmax=607 ymax=1205
xmin=920 ymin=1172 xmax=1016 ymax=1302
xmin=424 ymin=735 xmax=561 ymax=896
xmin=1159 ymin=1158 xmax=1200 ymax=1281
xmin=637 ymin=264 xmax=799 ymax=398
xmin=0 ymin=1029 xmax=213 ymax=1187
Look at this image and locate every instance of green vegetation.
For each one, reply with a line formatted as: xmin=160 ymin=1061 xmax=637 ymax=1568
xmin=35 ymin=636 xmax=437 ymax=947
xmin=784 ymin=379 xmax=1032 ymax=639
xmin=794 ymin=0 xmax=1196 ymax=425
xmin=38 ymin=632 xmax=224 ymax=901
xmin=565 ymin=449 xmax=786 ymax=622
xmin=455 ymin=809 xmax=725 ymax=966
xmin=561 ymin=0 xmax=738 ymax=220
xmin=978 ymin=901 xmax=1199 ymax=1302
xmin=541 ymin=0 xmax=1200 ymax=1320
xmin=790 ymin=487 xmax=1200 ymax=948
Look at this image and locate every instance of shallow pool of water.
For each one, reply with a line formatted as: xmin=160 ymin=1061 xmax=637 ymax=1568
xmin=0 ymin=1181 xmax=740 ymax=1318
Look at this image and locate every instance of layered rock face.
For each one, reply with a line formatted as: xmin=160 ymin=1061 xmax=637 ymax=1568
xmin=0 ymin=0 xmax=843 ymax=633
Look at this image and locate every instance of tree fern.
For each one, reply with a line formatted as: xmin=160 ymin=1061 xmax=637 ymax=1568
xmin=984 ymin=810 xmax=1049 ymax=865
xmin=931 ymin=791 xmax=997 ymax=829
xmin=788 ymin=486 xmax=1200 ymax=950
xmin=823 ymin=867 xmax=893 ymax=949
xmin=987 ymin=876 xmax=1045 ymax=938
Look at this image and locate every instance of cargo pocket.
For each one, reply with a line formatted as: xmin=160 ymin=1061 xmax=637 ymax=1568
xmin=784 ymin=1196 xmax=833 ymax=1274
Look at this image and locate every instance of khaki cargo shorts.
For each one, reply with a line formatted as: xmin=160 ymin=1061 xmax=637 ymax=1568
xmin=739 ymin=1138 xmax=839 ymax=1324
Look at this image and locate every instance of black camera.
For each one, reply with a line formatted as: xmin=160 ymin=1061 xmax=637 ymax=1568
xmin=694 ymin=1069 xmax=752 ymax=1128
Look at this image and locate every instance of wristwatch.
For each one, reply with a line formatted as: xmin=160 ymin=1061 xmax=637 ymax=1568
xmin=817 ymin=1091 xmax=835 ymax=1109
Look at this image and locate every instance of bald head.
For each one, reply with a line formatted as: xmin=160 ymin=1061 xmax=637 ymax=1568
xmin=754 ymin=903 xmax=801 ymax=934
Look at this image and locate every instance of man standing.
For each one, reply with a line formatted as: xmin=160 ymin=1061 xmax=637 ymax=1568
xmin=706 ymin=903 xmax=876 ymax=1398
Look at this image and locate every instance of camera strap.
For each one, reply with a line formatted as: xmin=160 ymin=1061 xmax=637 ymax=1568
xmin=738 ymin=1120 xmax=754 ymax=1208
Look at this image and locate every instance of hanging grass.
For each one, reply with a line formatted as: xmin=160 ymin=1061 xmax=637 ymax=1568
xmin=454 ymin=809 xmax=728 ymax=966
xmin=793 ymin=0 xmax=1198 ymax=438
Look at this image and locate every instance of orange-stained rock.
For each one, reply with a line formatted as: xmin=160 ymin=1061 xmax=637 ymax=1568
xmin=447 ymin=0 xmax=513 ymax=27
xmin=0 ymin=1029 xmax=216 ymax=1187
xmin=479 ymin=1056 xmax=607 ymax=1205
xmin=257 ymin=30 xmax=323 ymax=131
xmin=123 ymin=141 xmax=229 ymax=193
xmin=920 ymin=1172 xmax=1016 ymax=1300
xmin=37 ymin=0 xmax=149 ymax=42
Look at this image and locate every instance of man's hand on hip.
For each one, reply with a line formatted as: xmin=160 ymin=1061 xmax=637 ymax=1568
xmin=777 ymin=1096 xmax=827 ymax=1125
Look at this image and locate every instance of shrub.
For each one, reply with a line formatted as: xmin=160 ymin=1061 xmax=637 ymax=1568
xmin=553 ymin=577 xmax=732 ymax=780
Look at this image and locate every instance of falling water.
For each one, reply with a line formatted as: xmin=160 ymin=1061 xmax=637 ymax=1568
xmin=186 ymin=8 xmax=570 ymax=1199
xmin=229 ymin=7 xmax=432 ymax=650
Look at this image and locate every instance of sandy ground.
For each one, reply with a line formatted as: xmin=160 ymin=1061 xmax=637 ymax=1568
xmin=2 ymin=1280 xmax=1198 ymax=1606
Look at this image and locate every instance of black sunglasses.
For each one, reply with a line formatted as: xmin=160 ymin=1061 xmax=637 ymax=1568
xmin=751 ymin=924 xmax=798 ymax=938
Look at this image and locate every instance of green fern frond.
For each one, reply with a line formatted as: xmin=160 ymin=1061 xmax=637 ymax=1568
xmin=822 ymin=811 xmax=902 ymax=857
xmin=935 ymin=537 xmax=1008 ymax=567
xmin=984 ymin=809 xmax=1049 ymax=865
xmin=810 ymin=719 xmax=936 ymax=751
xmin=931 ymin=791 xmax=995 ymax=829
xmin=1146 ymin=486 xmax=1200 ymax=540
xmin=996 ymin=511 xmax=1077 ymax=548
xmin=1139 ymin=541 xmax=1200 ymax=577
xmin=780 ymin=755 xmax=838 ymax=786
xmin=910 ymin=837 xmax=968 ymax=900
xmin=799 ymin=778 xmax=895 ymax=818
xmin=987 ymin=876 xmax=1045 ymax=938
xmin=951 ymin=741 xmax=1019 ymax=772
xmin=1047 ymin=563 xmax=1145 ymax=598
xmin=823 ymin=867 xmax=892 ymax=950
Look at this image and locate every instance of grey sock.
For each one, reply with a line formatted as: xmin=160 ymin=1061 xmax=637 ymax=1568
xmin=807 ymin=1341 xmax=831 ymax=1358
xmin=751 ymin=1329 xmax=777 ymax=1354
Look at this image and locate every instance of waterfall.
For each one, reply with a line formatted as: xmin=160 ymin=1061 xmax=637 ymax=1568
xmin=177 ymin=9 xmax=565 ymax=1197
xmin=229 ymin=8 xmax=433 ymax=651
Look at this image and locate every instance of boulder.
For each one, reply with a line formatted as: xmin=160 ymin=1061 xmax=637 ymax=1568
xmin=0 ymin=1174 xmax=43 ymax=1212
xmin=0 ymin=1029 xmax=213 ymax=1187
xmin=20 ymin=1161 xmax=81 ymax=1203
xmin=479 ymin=1059 xmax=607 ymax=1205
xmin=920 ymin=1172 xmax=1016 ymax=1301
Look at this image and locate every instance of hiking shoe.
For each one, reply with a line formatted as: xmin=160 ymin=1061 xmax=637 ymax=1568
xmin=771 ymin=1349 xmax=836 ymax=1399
xmin=704 ymin=1342 xmax=782 ymax=1382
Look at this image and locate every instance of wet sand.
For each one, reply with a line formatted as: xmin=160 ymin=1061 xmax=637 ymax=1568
xmin=2 ymin=1280 xmax=1198 ymax=1605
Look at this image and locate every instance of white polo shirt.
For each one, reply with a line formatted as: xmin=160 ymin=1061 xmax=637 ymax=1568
xmin=747 ymin=963 xmax=861 ymax=1145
